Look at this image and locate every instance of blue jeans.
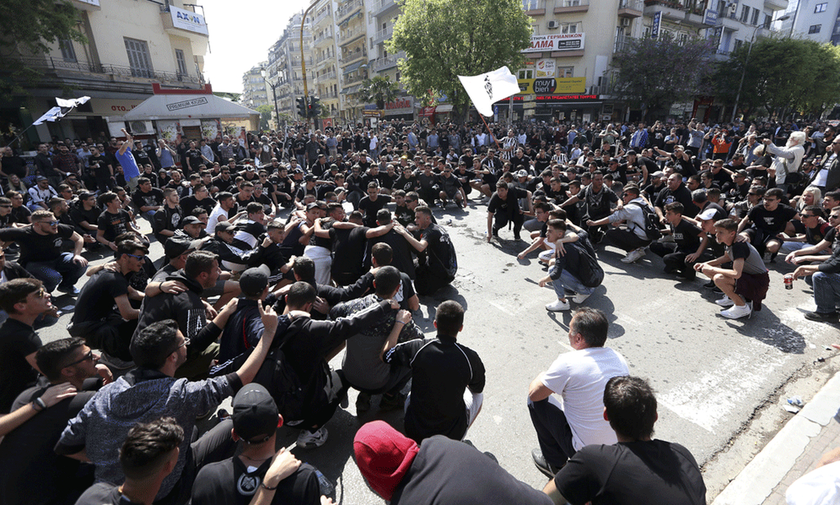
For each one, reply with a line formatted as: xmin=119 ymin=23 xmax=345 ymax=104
xmin=551 ymin=270 xmax=594 ymax=299
xmin=813 ymin=271 xmax=840 ymax=314
xmin=25 ymin=253 xmax=86 ymax=292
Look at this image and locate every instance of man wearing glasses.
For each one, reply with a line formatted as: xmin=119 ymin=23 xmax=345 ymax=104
xmin=788 ymin=207 xmax=840 ymax=322
xmin=0 ymin=210 xmax=87 ymax=294
xmin=68 ymin=239 xmax=148 ymax=363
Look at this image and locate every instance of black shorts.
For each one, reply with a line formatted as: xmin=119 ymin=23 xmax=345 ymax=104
xmin=736 ymin=271 xmax=770 ymax=311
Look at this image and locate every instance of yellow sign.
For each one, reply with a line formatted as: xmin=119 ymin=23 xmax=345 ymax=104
xmin=518 ymin=77 xmax=586 ymax=95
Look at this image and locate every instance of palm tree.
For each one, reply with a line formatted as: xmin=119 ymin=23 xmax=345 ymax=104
xmin=354 ymin=75 xmax=399 ymax=109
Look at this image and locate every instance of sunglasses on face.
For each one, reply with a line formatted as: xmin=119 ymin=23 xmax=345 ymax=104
xmin=64 ymin=350 xmax=95 ymax=367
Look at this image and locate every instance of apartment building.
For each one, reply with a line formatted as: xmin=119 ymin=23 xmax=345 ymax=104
xmin=336 ymin=0 xmax=370 ymax=122
xmin=7 ymin=0 xmax=209 ymax=144
xmin=241 ymin=62 xmax=269 ymax=110
xmin=779 ymin=0 xmax=840 ymax=43
xmin=312 ymin=0 xmax=342 ymax=118
xmin=265 ymin=13 xmax=313 ymax=123
xmin=366 ymin=0 xmax=414 ymax=121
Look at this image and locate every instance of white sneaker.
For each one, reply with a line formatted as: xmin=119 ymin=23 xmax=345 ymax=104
xmin=620 ymin=248 xmax=646 ymax=263
xmin=715 ymin=295 xmax=734 ymax=307
xmin=572 ymin=292 xmax=592 ymax=304
xmin=296 ymin=427 xmax=328 ymax=449
xmin=545 ymin=299 xmax=570 ymax=312
xmin=720 ymin=303 xmax=751 ymax=320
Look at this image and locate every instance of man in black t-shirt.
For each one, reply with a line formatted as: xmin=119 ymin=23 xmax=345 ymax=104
xmin=358 ymin=183 xmax=393 ymax=228
xmin=487 ymin=181 xmax=527 ymax=241
xmin=153 ymin=188 xmax=183 ymax=245
xmin=0 ymin=210 xmax=87 ymax=293
xmin=132 ymin=177 xmax=164 ymax=221
xmin=650 ymin=202 xmax=706 ymax=280
xmin=69 ymin=240 xmax=147 ymax=361
xmin=654 ymin=173 xmax=697 ymax=220
xmin=69 ymin=192 xmax=101 ymax=242
xmin=97 ymin=192 xmax=137 ymax=252
xmin=397 ymin=206 xmax=457 ymax=295
xmin=191 ymin=384 xmax=322 ymax=505
xmin=737 ymin=187 xmax=797 ymax=257
xmin=0 ymin=278 xmax=49 ymax=413
xmin=0 ymin=338 xmax=104 ymax=505
xmin=355 ymin=420 xmax=552 ymax=505
xmin=546 ymin=376 xmax=706 ymax=505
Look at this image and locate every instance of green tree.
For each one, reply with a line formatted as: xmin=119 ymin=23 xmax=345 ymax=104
xmin=716 ymin=37 xmax=840 ymax=120
xmin=0 ymin=0 xmax=86 ymax=98
xmin=256 ymin=105 xmax=273 ymax=130
xmin=354 ymin=76 xmax=399 ymax=109
xmin=610 ymin=32 xmax=715 ymax=121
xmin=388 ymin=0 xmax=531 ymax=122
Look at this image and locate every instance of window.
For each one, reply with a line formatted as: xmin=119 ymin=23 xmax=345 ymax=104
xmin=557 ymin=66 xmax=574 ymax=78
xmin=175 ymin=49 xmax=188 ymax=78
xmin=809 ymin=24 xmax=822 ymax=33
xmin=816 ymin=2 xmax=828 ymax=12
xmin=561 ymin=22 xmax=579 ymax=34
xmin=532 ymin=22 xmax=540 ymax=35
xmin=733 ymin=39 xmax=744 ymax=51
xmin=764 ymin=14 xmax=771 ymax=28
xmin=518 ymin=69 xmax=534 ymax=79
xmin=124 ymin=38 xmax=153 ymax=78
xmin=523 ymin=0 xmax=540 ymax=10
xmin=751 ymin=8 xmax=759 ymax=25
xmin=59 ymin=39 xmax=77 ymax=62
xmin=740 ymin=5 xmax=750 ymax=23
xmin=564 ymin=0 xmax=582 ymax=5
xmin=677 ymin=32 xmax=688 ymax=45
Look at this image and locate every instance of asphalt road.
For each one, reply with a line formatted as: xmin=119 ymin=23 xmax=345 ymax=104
xmin=37 ymin=197 xmax=838 ymax=503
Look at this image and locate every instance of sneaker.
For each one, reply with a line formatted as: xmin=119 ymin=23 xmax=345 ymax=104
xmin=715 ymin=295 xmax=734 ymax=307
xmin=804 ymin=311 xmax=839 ymax=323
xmin=545 ymin=299 xmax=570 ymax=312
xmin=720 ymin=303 xmax=751 ymax=320
xmin=514 ymin=232 xmax=522 ymax=241
xmin=380 ymin=393 xmax=405 ymax=411
xmin=703 ymin=280 xmax=717 ymax=290
xmin=56 ymin=285 xmax=80 ymax=295
xmin=356 ymin=391 xmax=371 ymax=414
xmin=296 ymin=427 xmax=328 ymax=449
xmin=620 ymin=248 xmax=645 ymax=263
xmin=572 ymin=292 xmax=592 ymax=304
xmin=531 ymin=448 xmax=562 ymax=478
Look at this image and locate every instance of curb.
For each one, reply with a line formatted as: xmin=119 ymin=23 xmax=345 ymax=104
xmin=712 ymin=371 xmax=840 ymax=505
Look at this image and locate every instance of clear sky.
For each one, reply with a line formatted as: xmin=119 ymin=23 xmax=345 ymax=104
xmin=200 ymin=0 xmax=310 ymax=94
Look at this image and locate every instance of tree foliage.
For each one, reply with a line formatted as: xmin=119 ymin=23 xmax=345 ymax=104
xmin=0 ymin=0 xmax=86 ymax=98
xmin=610 ymin=33 xmax=715 ymax=120
xmin=388 ymin=0 xmax=531 ymax=122
xmin=256 ymin=105 xmax=274 ymax=130
xmin=714 ymin=37 xmax=840 ymax=119
xmin=353 ymin=76 xmax=399 ymax=109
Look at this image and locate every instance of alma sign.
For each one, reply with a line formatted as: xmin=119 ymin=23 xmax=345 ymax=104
xmin=524 ymin=33 xmax=585 ymax=53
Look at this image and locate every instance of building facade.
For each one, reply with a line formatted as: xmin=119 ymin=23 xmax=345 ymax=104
xmin=241 ymin=62 xmax=269 ymax=110
xmin=779 ymin=0 xmax=840 ymax=43
xmin=3 ymin=0 xmax=208 ymax=145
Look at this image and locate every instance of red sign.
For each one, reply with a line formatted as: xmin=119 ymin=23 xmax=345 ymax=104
xmin=420 ymin=106 xmax=436 ymax=117
xmin=385 ymin=98 xmax=412 ymax=110
xmin=536 ymin=95 xmax=598 ymax=101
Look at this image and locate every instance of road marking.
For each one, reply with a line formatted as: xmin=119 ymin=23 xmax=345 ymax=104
xmin=657 ymin=342 xmax=789 ymax=433
xmin=487 ymin=300 xmax=515 ymax=315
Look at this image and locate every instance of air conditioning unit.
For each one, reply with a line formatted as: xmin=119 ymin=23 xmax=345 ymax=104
xmin=129 ymin=121 xmax=154 ymax=134
xmin=727 ymin=3 xmax=737 ymax=15
xmin=621 ymin=18 xmax=631 ymax=26
xmin=548 ymin=20 xmax=560 ymax=29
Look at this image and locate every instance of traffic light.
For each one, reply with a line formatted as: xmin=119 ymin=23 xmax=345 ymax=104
xmin=296 ymin=96 xmax=307 ymax=117
xmin=308 ymin=97 xmax=321 ymax=118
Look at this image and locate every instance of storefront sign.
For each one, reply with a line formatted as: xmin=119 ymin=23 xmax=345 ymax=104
xmin=518 ymin=78 xmax=586 ymax=95
xmin=383 ymin=97 xmax=414 ymax=115
xmin=703 ymin=8 xmax=718 ymax=25
xmin=166 ymin=97 xmax=208 ymax=112
xmin=524 ymin=33 xmax=585 ymax=53
xmin=419 ymin=107 xmax=436 ymax=117
xmin=169 ymin=6 xmax=209 ymax=36
xmin=535 ymin=59 xmax=555 ymax=78
xmin=651 ymin=12 xmax=661 ymax=39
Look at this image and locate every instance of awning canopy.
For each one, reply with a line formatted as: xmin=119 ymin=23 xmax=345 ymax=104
xmin=341 ymin=84 xmax=362 ymax=95
xmin=124 ymin=92 xmax=259 ymax=121
xmin=342 ymin=61 xmax=364 ymax=75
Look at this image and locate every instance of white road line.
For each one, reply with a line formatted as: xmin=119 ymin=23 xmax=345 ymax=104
xmin=487 ymin=300 xmax=515 ymax=315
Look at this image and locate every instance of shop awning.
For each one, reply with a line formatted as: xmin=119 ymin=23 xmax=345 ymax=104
xmin=342 ymin=61 xmax=364 ymax=74
xmin=123 ymin=90 xmax=259 ymax=121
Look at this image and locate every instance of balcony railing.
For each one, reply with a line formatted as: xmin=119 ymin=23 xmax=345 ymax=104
xmin=336 ymin=0 xmax=363 ymax=22
xmin=370 ymin=0 xmax=396 ymax=16
xmin=312 ymin=7 xmax=331 ymax=25
xmin=522 ymin=0 xmax=546 ymax=14
xmin=617 ymin=0 xmax=644 ymax=15
xmin=372 ymin=25 xmax=393 ymax=44
xmin=18 ymin=56 xmax=203 ymax=85
xmin=318 ymin=71 xmax=337 ymax=80
xmin=313 ymin=31 xmax=333 ymax=46
xmin=340 ymin=49 xmax=367 ymax=65
xmin=372 ymin=52 xmax=403 ymax=71
xmin=339 ymin=27 xmax=366 ymax=44
xmin=554 ymin=0 xmax=589 ymax=13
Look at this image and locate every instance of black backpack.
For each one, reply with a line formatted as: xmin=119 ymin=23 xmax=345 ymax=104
xmin=572 ymin=234 xmax=604 ymax=288
xmin=626 ymin=201 xmax=662 ymax=240
xmin=253 ymin=344 xmax=307 ymax=422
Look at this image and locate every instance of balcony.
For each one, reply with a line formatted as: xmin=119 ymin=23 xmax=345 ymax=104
xmin=70 ymin=0 xmax=100 ymax=10
xmin=339 ymin=27 xmax=366 ymax=45
xmin=315 ymin=52 xmax=335 ymax=65
xmin=372 ymin=25 xmax=394 ymax=44
xmin=17 ymin=56 xmax=203 ymax=93
xmin=554 ymin=0 xmax=589 ymax=15
xmin=643 ymin=0 xmax=706 ymax=27
xmin=618 ymin=0 xmax=643 ymax=17
xmin=372 ymin=52 xmax=403 ymax=71
xmin=764 ymin=0 xmax=788 ymax=9
xmin=370 ymin=0 xmax=398 ymax=17
xmin=336 ymin=0 xmax=363 ymax=23
xmin=343 ymin=72 xmax=367 ymax=86
xmin=312 ymin=7 xmax=331 ymax=26
xmin=341 ymin=48 xmax=368 ymax=66
xmin=523 ymin=0 xmax=546 ymax=15
xmin=318 ymin=70 xmax=338 ymax=81
xmin=313 ymin=30 xmax=334 ymax=48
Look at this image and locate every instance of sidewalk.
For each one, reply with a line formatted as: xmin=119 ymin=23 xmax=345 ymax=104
xmin=713 ymin=371 xmax=840 ymax=505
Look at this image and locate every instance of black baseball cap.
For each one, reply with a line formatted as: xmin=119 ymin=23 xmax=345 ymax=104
xmin=232 ymin=384 xmax=280 ymax=442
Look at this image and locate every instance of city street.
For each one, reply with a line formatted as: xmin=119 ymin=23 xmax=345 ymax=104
xmin=39 ymin=199 xmax=839 ymax=503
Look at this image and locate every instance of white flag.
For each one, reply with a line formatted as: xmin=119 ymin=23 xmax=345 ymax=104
xmin=458 ymin=66 xmax=521 ymax=117
xmin=33 ymin=107 xmax=65 ymax=125
xmin=55 ymin=96 xmax=91 ymax=108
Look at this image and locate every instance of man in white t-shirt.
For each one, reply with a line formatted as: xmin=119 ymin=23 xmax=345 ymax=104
xmin=527 ymin=307 xmax=629 ymax=477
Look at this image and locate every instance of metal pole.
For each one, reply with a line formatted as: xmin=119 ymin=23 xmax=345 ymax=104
xmin=299 ymin=2 xmax=317 ymax=129
xmin=730 ymin=24 xmax=760 ymax=124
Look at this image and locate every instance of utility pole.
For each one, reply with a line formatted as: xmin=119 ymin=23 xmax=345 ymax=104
xmin=300 ymin=2 xmax=317 ymax=130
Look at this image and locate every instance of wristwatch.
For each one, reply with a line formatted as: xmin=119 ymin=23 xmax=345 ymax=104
xmin=31 ymin=397 xmax=47 ymax=412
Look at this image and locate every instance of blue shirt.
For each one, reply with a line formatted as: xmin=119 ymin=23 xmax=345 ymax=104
xmin=114 ymin=146 xmax=140 ymax=181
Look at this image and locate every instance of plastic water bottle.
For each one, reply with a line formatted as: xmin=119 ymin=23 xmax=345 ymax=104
xmin=315 ymin=469 xmax=334 ymax=495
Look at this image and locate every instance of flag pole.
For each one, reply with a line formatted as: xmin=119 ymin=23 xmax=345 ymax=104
xmin=469 ymin=99 xmax=500 ymax=150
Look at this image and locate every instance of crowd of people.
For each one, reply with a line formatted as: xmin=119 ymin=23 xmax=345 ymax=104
xmin=0 ymin=114 xmax=837 ymax=504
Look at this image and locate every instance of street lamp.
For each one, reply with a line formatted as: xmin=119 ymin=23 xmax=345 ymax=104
xmin=730 ymin=21 xmax=771 ymax=123
xmin=261 ymin=69 xmax=282 ymax=130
